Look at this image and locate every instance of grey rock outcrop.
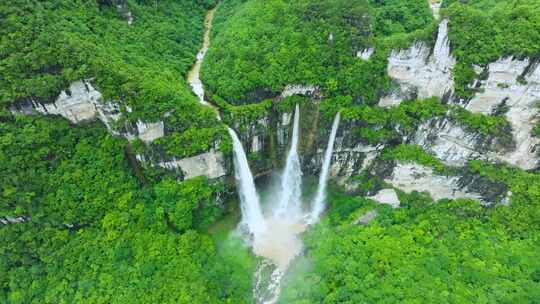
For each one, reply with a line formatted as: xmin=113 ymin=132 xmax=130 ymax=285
xmin=280 ymin=85 xmax=320 ymax=99
xmin=355 ymin=210 xmax=378 ymax=225
xmin=380 ymin=19 xmax=455 ymax=107
xmin=464 ymin=57 xmax=540 ymax=170
xmin=328 ymin=137 xmax=380 ymax=179
xmin=368 ymin=189 xmax=400 ymax=208
xmin=133 ymin=120 xmax=165 ymax=143
xmin=408 ymin=56 xmax=540 ymax=171
xmin=10 ymin=80 xmax=165 ymax=144
xmin=413 ymin=117 xmax=494 ymax=166
xmin=11 ymin=80 xmax=107 ymax=123
xmin=384 ymin=162 xmax=485 ymax=202
xmin=0 ymin=216 xmax=27 ymax=225
xmin=153 ymin=151 xmax=227 ymax=180
xmin=357 ymin=48 xmax=374 ymax=60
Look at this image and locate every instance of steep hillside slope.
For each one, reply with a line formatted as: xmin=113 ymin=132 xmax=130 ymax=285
xmin=2 ymin=0 xmax=540 ymax=303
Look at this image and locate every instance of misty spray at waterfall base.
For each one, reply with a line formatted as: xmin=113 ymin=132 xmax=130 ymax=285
xmin=185 ymin=9 xmax=341 ymax=303
xmin=229 ymin=105 xmax=341 ymax=303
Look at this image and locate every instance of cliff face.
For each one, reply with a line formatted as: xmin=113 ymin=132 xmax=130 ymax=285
xmin=378 ymin=19 xmax=540 ymax=172
xmin=380 ymin=19 xmax=455 ymax=107
xmin=465 ymin=57 xmax=540 ymax=170
xmin=9 ymin=80 xmax=163 ymax=141
xmin=10 ymin=79 xmax=227 ymax=181
xmin=230 ymin=18 xmax=538 ymax=204
xmin=8 ymin=17 xmax=539 ymax=205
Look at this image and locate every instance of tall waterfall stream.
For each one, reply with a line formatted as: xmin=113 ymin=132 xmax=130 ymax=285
xmin=187 ymin=9 xmax=340 ymax=303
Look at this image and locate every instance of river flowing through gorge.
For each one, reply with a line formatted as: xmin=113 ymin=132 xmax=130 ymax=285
xmin=187 ymin=9 xmax=341 ymax=303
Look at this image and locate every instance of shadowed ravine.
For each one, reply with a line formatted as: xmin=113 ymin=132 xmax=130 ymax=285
xmin=187 ymin=9 xmax=340 ymax=303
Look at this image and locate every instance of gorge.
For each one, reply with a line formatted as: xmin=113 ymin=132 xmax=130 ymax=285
xmin=188 ymin=12 xmax=341 ymax=300
xmin=2 ymin=0 xmax=540 ymax=303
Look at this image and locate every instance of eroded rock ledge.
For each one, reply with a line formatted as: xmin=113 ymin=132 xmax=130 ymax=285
xmin=10 ymin=80 xmax=164 ymax=142
xmin=385 ymin=162 xmax=483 ymax=202
xmin=465 ymin=57 xmax=540 ymax=170
xmin=380 ymin=19 xmax=455 ymax=107
xmin=9 ymin=80 xmax=227 ymax=180
xmin=380 ymin=18 xmax=540 ymax=170
xmin=379 ymin=161 xmax=507 ymax=205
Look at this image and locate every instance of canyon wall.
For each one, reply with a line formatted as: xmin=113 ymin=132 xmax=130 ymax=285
xmin=10 ymin=80 xmax=226 ymax=181
xmin=8 ymin=18 xmax=539 ymax=205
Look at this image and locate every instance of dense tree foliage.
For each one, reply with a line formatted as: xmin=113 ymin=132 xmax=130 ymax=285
xmin=1 ymin=0 xmax=227 ymax=159
xmin=442 ymin=0 xmax=540 ymax=97
xmin=204 ymin=0 xmax=540 ymax=103
xmin=279 ymin=156 xmax=540 ymax=303
xmin=2 ymin=0 xmax=202 ymax=117
xmin=202 ymin=0 xmax=434 ymax=104
xmin=0 ymin=1 xmax=251 ymax=302
xmin=0 ymin=116 xmax=254 ymax=303
xmin=3 ymin=0 xmax=540 ymax=303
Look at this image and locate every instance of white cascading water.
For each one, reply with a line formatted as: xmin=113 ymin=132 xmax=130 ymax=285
xmin=186 ymin=9 xmax=341 ymax=303
xmin=274 ymin=104 xmax=303 ymax=219
xmin=228 ymin=128 xmax=267 ymax=237
xmin=187 ymin=9 xmax=214 ymax=106
xmin=309 ymin=112 xmax=341 ymax=224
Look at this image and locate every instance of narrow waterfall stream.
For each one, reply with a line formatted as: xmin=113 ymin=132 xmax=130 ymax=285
xmin=274 ymin=104 xmax=303 ymax=219
xmin=187 ymin=8 xmax=341 ymax=304
xmin=252 ymin=105 xmax=305 ymax=304
xmin=309 ymin=112 xmax=341 ymax=224
xmin=187 ymin=8 xmax=214 ymax=106
xmin=228 ymin=128 xmax=267 ymax=237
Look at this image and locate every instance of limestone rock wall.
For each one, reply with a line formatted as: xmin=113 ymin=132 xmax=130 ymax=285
xmin=9 ymin=80 xmax=227 ymax=181
xmin=280 ymin=85 xmax=320 ymax=99
xmin=357 ymin=48 xmax=374 ymax=60
xmin=303 ymin=119 xmax=382 ymax=190
xmin=378 ymin=17 xmax=540 ymax=170
xmin=380 ymin=19 xmax=455 ymax=107
xmin=141 ymin=151 xmax=227 ymax=180
xmin=384 ymin=162 xmax=485 ymax=203
xmin=465 ymin=57 xmax=540 ymax=170
xmin=413 ymin=117 xmax=496 ymax=166
xmin=10 ymin=80 xmax=165 ymax=143
xmin=410 ymin=57 xmax=540 ymax=171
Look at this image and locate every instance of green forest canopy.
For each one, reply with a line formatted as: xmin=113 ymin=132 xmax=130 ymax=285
xmin=1 ymin=0 xmax=227 ymax=159
xmin=202 ymin=0 xmax=434 ymax=105
xmin=2 ymin=0 xmax=540 ymax=303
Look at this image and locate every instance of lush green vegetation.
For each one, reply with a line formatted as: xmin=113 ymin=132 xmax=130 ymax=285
xmin=1 ymin=1 xmax=253 ymax=302
xmin=0 ymin=115 xmax=254 ymax=303
xmin=3 ymin=0 xmax=540 ymax=303
xmin=382 ymin=144 xmax=446 ymax=172
xmin=275 ymin=126 xmax=540 ymax=303
xmin=202 ymin=0 xmax=434 ymax=105
xmin=2 ymin=0 xmax=205 ymax=119
xmin=279 ymin=155 xmax=540 ymax=303
xmin=442 ymin=0 xmax=540 ymax=97
xmin=1 ymin=0 xmax=228 ymax=159
xmin=320 ymin=96 xmax=509 ymax=145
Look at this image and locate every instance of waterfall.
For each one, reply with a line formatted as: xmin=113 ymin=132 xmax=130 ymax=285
xmin=187 ymin=9 xmax=315 ymax=304
xmin=274 ymin=104 xmax=303 ymax=219
xmin=228 ymin=128 xmax=267 ymax=236
xmin=309 ymin=112 xmax=341 ymax=224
